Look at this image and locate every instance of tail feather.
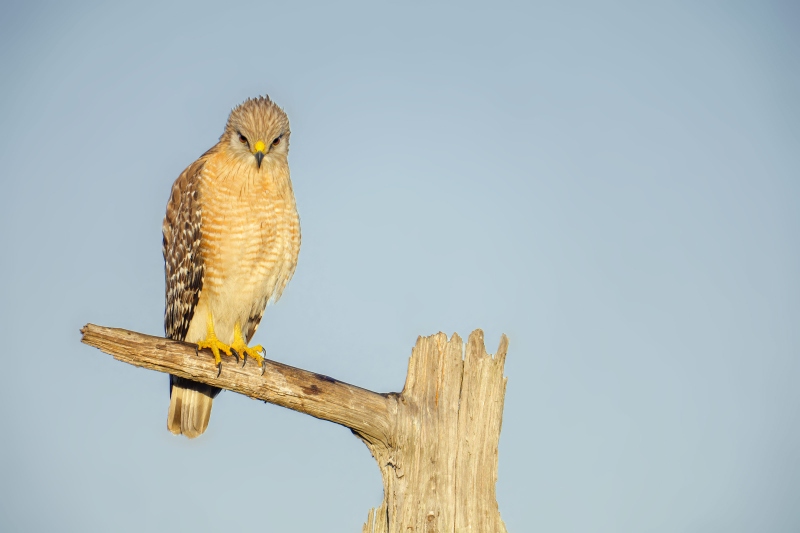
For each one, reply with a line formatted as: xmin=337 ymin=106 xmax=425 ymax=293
xmin=168 ymin=375 xmax=220 ymax=438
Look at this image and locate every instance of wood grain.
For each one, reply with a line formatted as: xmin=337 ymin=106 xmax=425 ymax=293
xmin=80 ymin=323 xmax=509 ymax=532
xmin=80 ymin=324 xmax=392 ymax=443
xmin=361 ymin=330 xmax=509 ymax=533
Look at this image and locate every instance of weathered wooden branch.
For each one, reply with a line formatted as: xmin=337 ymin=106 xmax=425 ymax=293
xmin=81 ymin=323 xmax=509 ymax=533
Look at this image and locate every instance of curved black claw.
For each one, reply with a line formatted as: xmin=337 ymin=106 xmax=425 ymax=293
xmin=230 ymin=348 xmax=240 ymax=364
xmin=241 ymin=351 xmax=248 ymax=368
xmin=216 ymin=361 xmax=222 ymax=377
xmin=260 ymin=347 xmax=267 ymax=375
xmin=195 ymin=345 xmax=199 ymax=357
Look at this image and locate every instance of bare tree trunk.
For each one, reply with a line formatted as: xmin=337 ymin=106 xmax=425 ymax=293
xmin=361 ymin=331 xmax=508 ymax=533
xmin=81 ymin=324 xmax=508 ymax=533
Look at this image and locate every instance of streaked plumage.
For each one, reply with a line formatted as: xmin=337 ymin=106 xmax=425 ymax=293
xmin=162 ymin=96 xmax=300 ymax=438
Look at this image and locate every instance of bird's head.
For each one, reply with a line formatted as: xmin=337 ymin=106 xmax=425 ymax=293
xmin=223 ymin=95 xmax=290 ymax=170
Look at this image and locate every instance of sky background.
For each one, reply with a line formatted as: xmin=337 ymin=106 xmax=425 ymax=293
xmin=1 ymin=1 xmax=798 ymax=531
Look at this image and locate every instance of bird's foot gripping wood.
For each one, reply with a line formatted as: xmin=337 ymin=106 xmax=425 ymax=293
xmin=195 ymin=319 xmax=232 ymax=375
xmin=230 ymin=323 xmax=266 ymax=375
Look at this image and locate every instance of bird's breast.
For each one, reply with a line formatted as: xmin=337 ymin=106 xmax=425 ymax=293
xmin=196 ymin=159 xmax=300 ymax=341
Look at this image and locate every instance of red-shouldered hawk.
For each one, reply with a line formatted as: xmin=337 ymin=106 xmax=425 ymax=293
xmin=162 ymin=96 xmax=300 ymax=438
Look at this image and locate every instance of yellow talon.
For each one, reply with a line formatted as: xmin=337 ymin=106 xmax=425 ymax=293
xmin=195 ymin=314 xmax=233 ymax=368
xmin=230 ymin=323 xmax=265 ymax=369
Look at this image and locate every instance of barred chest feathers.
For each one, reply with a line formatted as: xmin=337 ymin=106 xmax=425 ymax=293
xmin=183 ymin=154 xmax=300 ymax=346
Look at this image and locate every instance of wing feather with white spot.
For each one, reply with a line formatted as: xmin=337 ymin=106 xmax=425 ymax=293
xmin=163 ymin=153 xmax=211 ymax=341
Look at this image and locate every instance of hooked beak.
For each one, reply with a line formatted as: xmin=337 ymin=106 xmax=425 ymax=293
xmin=253 ymin=140 xmax=266 ymax=169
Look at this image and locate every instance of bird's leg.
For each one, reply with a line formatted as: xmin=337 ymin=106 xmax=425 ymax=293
xmin=230 ymin=322 xmax=265 ymax=373
xmin=195 ymin=313 xmax=233 ymax=375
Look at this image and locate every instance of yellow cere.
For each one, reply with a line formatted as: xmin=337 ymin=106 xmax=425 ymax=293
xmin=254 ymin=140 xmax=266 ymax=153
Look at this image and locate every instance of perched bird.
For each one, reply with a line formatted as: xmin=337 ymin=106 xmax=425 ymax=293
xmin=162 ymin=96 xmax=300 ymax=438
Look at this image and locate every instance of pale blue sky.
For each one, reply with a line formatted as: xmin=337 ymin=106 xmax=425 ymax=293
xmin=1 ymin=1 xmax=798 ymax=532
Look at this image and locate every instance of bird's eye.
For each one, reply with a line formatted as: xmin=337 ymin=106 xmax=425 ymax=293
xmin=272 ymin=136 xmax=281 ymax=146
xmin=238 ymin=134 xmax=248 ymax=145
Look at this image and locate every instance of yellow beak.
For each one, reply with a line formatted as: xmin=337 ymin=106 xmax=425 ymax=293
xmin=253 ymin=140 xmax=266 ymax=168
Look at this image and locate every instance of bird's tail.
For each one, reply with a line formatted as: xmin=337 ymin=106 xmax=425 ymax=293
xmin=167 ymin=375 xmax=221 ymax=438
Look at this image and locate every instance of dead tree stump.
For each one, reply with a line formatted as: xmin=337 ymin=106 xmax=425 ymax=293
xmin=361 ymin=331 xmax=508 ymax=533
xmin=80 ymin=325 xmax=509 ymax=533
